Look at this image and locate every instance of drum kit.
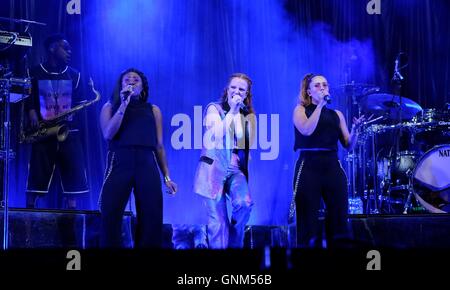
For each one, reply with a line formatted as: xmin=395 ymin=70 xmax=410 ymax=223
xmin=347 ymin=89 xmax=450 ymax=214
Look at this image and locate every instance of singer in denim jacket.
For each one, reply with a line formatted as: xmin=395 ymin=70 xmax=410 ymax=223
xmin=193 ymin=73 xmax=255 ymax=249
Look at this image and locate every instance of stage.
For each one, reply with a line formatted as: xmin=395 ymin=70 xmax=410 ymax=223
xmin=1 ymin=0 xmax=450 ymax=279
xmin=2 ymin=208 xmax=450 ymax=249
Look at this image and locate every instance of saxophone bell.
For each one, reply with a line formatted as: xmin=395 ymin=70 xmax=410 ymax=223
xmin=48 ymin=124 xmax=69 ymax=142
xmin=20 ymin=122 xmax=69 ymax=143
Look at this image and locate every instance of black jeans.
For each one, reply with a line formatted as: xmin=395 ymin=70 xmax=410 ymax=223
xmin=99 ymin=147 xmax=162 ymax=248
xmin=293 ymin=151 xmax=350 ymax=248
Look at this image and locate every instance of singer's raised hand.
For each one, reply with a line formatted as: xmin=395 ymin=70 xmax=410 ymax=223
xmin=317 ymin=94 xmax=328 ymax=108
xmin=120 ymin=85 xmax=133 ymax=105
xmin=229 ymin=93 xmax=243 ymax=114
xmin=352 ymin=115 xmax=366 ymax=131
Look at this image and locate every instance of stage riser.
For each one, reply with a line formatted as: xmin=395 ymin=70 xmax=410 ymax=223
xmin=0 ymin=210 xmax=133 ymax=248
xmin=2 ymin=210 xmax=450 ymax=248
xmin=350 ymin=216 xmax=450 ymax=248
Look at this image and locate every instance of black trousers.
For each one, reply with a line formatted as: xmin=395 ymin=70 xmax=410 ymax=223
xmin=99 ymin=147 xmax=162 ymax=248
xmin=293 ymin=151 xmax=350 ymax=248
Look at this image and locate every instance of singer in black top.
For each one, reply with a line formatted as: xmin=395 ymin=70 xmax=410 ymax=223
xmin=292 ymin=73 xmax=364 ymax=248
xmin=99 ymin=68 xmax=177 ymax=248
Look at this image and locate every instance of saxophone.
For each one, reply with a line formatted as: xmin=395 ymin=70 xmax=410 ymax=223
xmin=20 ymin=78 xmax=101 ymax=143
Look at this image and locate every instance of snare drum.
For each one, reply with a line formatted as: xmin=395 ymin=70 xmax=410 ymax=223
xmin=413 ymin=144 xmax=450 ymax=213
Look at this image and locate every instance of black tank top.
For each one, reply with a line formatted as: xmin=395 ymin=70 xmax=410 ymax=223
xmin=294 ymin=104 xmax=343 ymax=151
xmin=109 ymin=99 xmax=158 ymax=150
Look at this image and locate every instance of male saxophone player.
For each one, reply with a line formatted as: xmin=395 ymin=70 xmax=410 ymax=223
xmin=25 ymin=34 xmax=89 ymax=209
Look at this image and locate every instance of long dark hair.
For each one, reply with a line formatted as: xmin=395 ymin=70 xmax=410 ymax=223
xmin=219 ymin=73 xmax=254 ymax=114
xmin=110 ymin=68 xmax=150 ymax=111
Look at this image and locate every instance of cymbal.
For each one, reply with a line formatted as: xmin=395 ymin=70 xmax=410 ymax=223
xmin=359 ymin=93 xmax=422 ymax=120
xmin=0 ymin=16 xmax=46 ymax=26
xmin=333 ymin=83 xmax=380 ymax=98
xmin=336 ymin=82 xmax=377 ymax=89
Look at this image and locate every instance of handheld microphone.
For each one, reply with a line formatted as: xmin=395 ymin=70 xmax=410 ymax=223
xmin=232 ymin=93 xmax=248 ymax=112
xmin=238 ymin=102 xmax=249 ymax=112
xmin=122 ymin=85 xmax=134 ymax=101
xmin=324 ymin=95 xmax=332 ymax=104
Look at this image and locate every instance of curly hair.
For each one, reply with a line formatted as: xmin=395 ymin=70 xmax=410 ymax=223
xmin=219 ymin=73 xmax=255 ymax=114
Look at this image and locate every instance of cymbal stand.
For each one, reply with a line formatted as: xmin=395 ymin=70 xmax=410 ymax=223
xmin=361 ymin=118 xmax=384 ymax=214
xmin=344 ymin=82 xmax=360 ymax=205
xmin=0 ymin=78 xmax=13 ymax=250
xmin=354 ymin=126 xmax=368 ymax=214
xmin=403 ymin=169 xmax=415 ymax=214
xmin=367 ymin=129 xmax=379 ymax=214
xmin=391 ymin=53 xmax=405 ymax=213
xmin=383 ymin=148 xmax=394 ymax=213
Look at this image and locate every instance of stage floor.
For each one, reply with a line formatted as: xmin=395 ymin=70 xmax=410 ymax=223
xmin=1 ymin=208 xmax=450 ymax=249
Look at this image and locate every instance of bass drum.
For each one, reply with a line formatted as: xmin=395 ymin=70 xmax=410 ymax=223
xmin=413 ymin=144 xmax=450 ymax=213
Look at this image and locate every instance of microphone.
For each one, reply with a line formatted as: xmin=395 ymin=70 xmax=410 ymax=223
xmin=232 ymin=93 xmax=248 ymax=112
xmin=121 ymin=85 xmax=134 ymax=101
xmin=238 ymin=102 xmax=249 ymax=112
xmin=324 ymin=95 xmax=332 ymax=104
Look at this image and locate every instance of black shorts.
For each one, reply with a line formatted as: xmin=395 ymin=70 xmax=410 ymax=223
xmin=26 ymin=132 xmax=89 ymax=195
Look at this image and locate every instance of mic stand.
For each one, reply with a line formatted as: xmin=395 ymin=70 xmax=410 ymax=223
xmin=391 ymin=58 xmax=404 ymax=214
xmin=345 ymin=81 xmax=358 ymax=206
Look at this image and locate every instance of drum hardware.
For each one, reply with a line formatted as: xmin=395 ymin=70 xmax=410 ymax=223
xmin=403 ymin=169 xmax=417 ymax=214
xmin=391 ymin=184 xmax=408 ymax=191
xmin=334 ymin=82 xmax=380 ymax=105
xmin=362 ymin=126 xmax=450 ymax=214
xmin=352 ymin=87 xmax=450 ymax=214
xmin=0 ymin=19 xmax=45 ymax=250
xmin=367 ymin=130 xmax=380 ymax=214
xmin=359 ymin=93 xmax=422 ymax=121
xmin=335 ymin=81 xmax=380 ymax=214
xmin=349 ymin=196 xmax=364 ymax=214
xmin=0 ymin=16 xmax=46 ymax=27
xmin=0 ymin=77 xmax=29 ymax=249
xmin=354 ymin=112 xmax=424 ymax=214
